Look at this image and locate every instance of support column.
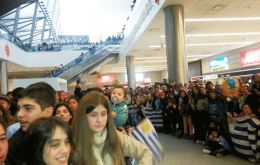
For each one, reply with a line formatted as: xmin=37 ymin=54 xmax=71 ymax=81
xmin=164 ymin=5 xmax=188 ymax=83
xmin=0 ymin=60 xmax=8 ymax=94
xmin=126 ymin=56 xmax=136 ymax=89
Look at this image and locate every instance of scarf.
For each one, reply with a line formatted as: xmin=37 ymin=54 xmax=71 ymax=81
xmin=93 ymin=128 xmax=113 ymax=165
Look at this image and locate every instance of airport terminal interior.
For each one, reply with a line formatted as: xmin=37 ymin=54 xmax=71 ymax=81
xmin=0 ymin=0 xmax=260 ymax=164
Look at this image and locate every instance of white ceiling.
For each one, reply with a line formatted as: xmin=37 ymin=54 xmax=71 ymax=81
xmin=7 ymin=0 xmax=260 ymax=79
xmin=100 ymin=0 xmax=260 ymax=73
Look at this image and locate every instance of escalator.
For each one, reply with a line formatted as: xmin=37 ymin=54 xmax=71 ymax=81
xmin=56 ymin=44 xmax=120 ymax=84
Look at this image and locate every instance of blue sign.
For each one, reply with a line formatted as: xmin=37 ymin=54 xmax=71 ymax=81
xmin=210 ymin=57 xmax=229 ymax=72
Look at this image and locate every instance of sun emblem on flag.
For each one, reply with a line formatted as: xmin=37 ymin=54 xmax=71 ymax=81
xmin=140 ymin=122 xmax=151 ymax=134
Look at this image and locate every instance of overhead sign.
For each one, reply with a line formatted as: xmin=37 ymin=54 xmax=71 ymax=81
xmin=240 ymin=48 xmax=260 ymax=67
xmin=97 ymin=74 xmax=116 ymax=84
xmin=191 ymin=76 xmax=203 ymax=82
xmin=209 ymin=57 xmax=229 ymax=72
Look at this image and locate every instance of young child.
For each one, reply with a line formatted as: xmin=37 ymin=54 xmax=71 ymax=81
xmin=203 ymin=123 xmax=231 ymax=157
xmin=110 ymin=85 xmax=129 ymax=128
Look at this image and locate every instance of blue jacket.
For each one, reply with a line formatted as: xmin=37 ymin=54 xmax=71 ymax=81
xmin=110 ymin=101 xmax=128 ymax=128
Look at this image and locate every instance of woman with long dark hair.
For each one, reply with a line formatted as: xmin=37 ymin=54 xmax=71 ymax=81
xmin=25 ymin=117 xmax=74 ymax=165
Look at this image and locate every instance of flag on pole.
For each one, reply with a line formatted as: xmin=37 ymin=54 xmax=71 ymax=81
xmin=131 ymin=118 xmax=164 ymax=165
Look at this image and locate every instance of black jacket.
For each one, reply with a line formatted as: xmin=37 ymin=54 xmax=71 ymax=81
xmin=6 ymin=129 xmax=27 ymax=165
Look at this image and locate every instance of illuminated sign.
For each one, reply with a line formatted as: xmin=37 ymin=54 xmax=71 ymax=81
xmin=96 ymin=74 xmax=116 ymax=84
xmin=209 ymin=57 xmax=229 ymax=72
xmin=240 ymin=48 xmax=260 ymax=67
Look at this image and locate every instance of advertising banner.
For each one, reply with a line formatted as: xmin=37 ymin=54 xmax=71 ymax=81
xmin=209 ymin=57 xmax=229 ymax=72
xmin=240 ymin=48 xmax=260 ymax=67
xmin=96 ymin=74 xmax=116 ymax=86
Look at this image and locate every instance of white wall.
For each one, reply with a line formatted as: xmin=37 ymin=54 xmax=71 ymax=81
xmin=0 ymin=38 xmax=83 ymax=67
xmin=11 ymin=78 xmax=67 ymax=91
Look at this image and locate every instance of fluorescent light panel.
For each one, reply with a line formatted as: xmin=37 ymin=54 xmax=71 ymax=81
xmin=187 ymin=54 xmax=212 ymax=57
xmin=135 ymin=60 xmax=166 ymax=63
xmin=161 ymin=32 xmax=260 ymax=38
xmin=135 ymin=57 xmax=166 ymax=60
xmin=149 ymin=42 xmax=253 ymax=48
xmin=186 ymin=32 xmax=260 ymax=37
xmin=185 ymin=17 xmax=260 ymax=22
xmin=187 ymin=41 xmax=253 ymax=46
xmin=148 ymin=45 xmax=164 ymax=48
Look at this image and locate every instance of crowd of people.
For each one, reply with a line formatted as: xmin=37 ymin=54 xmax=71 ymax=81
xmin=0 ymin=82 xmax=152 ymax=165
xmin=0 ymin=73 xmax=259 ymax=164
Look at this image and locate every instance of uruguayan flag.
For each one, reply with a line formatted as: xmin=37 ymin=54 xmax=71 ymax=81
xmin=131 ymin=118 xmax=164 ymax=165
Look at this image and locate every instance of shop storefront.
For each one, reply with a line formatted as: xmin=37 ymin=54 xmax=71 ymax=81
xmin=200 ymin=44 xmax=260 ymax=82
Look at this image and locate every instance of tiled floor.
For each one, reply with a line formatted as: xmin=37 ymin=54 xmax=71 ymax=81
xmin=158 ymin=133 xmax=252 ymax=165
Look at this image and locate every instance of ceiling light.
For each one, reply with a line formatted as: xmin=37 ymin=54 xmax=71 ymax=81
xmin=188 ymin=54 xmax=212 ymax=56
xmin=185 ymin=17 xmax=260 ymax=22
xmin=148 ymin=45 xmax=163 ymax=48
xmin=187 ymin=41 xmax=253 ymax=46
xmin=135 ymin=57 xmax=166 ymax=60
xmin=186 ymin=32 xmax=260 ymax=37
xmin=160 ymin=35 xmax=165 ymax=38
xmin=135 ymin=60 xmax=166 ymax=63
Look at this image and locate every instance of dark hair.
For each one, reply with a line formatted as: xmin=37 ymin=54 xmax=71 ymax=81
xmin=25 ymin=117 xmax=74 ymax=165
xmin=67 ymin=96 xmax=79 ymax=104
xmin=27 ymin=82 xmax=56 ymax=98
xmin=85 ymin=87 xmax=103 ymax=94
xmin=0 ymin=118 xmax=7 ymax=132
xmin=0 ymin=106 xmax=10 ymax=126
xmin=12 ymin=87 xmax=24 ymax=99
xmin=53 ymin=103 xmax=73 ymax=124
xmin=19 ymin=82 xmax=56 ymax=111
xmin=241 ymin=103 xmax=251 ymax=110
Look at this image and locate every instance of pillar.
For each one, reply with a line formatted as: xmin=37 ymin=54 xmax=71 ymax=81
xmin=126 ymin=56 xmax=136 ymax=89
xmin=0 ymin=60 xmax=8 ymax=94
xmin=164 ymin=5 xmax=188 ymax=83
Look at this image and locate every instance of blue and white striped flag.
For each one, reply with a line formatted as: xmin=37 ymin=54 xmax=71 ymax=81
xmin=131 ymin=118 xmax=164 ymax=165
